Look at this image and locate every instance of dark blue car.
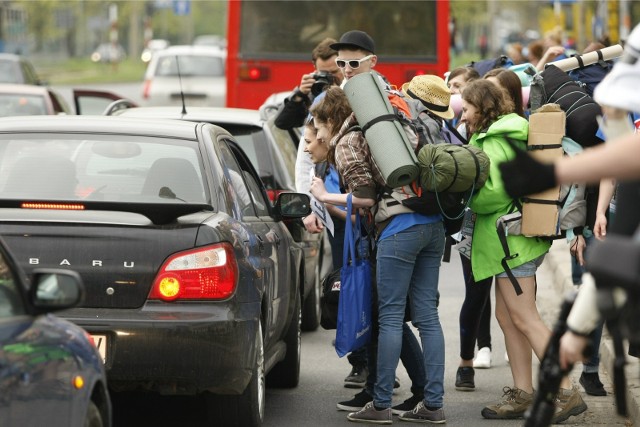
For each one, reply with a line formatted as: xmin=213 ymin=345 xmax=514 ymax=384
xmin=0 ymin=237 xmax=111 ymax=427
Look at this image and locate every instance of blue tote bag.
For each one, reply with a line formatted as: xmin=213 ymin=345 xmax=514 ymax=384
xmin=335 ymin=194 xmax=373 ymax=357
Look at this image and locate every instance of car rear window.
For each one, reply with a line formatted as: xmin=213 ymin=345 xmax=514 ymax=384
xmin=0 ymin=134 xmax=208 ymax=204
xmin=0 ymin=94 xmax=47 ymax=117
xmin=155 ymin=54 xmax=224 ymax=77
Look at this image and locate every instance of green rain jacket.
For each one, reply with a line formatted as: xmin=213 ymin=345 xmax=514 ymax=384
xmin=468 ymin=113 xmax=551 ymax=281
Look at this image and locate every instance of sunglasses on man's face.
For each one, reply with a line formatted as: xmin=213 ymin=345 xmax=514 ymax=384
xmin=335 ymin=55 xmax=373 ymax=69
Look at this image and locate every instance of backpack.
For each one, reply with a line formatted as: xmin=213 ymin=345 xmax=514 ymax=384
xmin=496 ymin=135 xmax=587 ymax=295
xmin=529 ymin=64 xmax=603 ymax=148
xmin=370 ymin=94 xmax=490 ymax=235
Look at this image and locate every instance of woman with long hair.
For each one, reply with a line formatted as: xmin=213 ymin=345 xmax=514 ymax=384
xmin=461 ymin=79 xmax=587 ymax=423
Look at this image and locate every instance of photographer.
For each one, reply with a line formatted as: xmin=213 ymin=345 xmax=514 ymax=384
xmin=274 ymin=38 xmax=343 ymax=131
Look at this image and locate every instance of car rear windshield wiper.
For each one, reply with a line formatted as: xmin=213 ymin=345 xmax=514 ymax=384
xmin=159 ymin=186 xmax=187 ymax=203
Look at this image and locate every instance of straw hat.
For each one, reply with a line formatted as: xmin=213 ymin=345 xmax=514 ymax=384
xmin=401 ymin=75 xmax=454 ymax=120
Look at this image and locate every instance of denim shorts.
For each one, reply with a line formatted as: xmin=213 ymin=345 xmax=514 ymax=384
xmin=496 ymin=254 xmax=546 ymax=278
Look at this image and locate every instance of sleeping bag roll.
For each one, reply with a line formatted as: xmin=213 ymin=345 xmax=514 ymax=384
xmin=417 ymin=144 xmax=490 ymax=193
xmin=343 ymin=72 xmax=419 ymax=188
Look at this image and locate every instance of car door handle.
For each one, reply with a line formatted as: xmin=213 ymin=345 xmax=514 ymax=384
xmin=256 ymin=234 xmax=265 ymax=253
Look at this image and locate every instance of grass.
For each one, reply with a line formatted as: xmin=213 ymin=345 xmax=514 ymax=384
xmin=34 ymin=51 xmax=482 ymax=86
xmin=36 ymin=58 xmax=147 ymax=85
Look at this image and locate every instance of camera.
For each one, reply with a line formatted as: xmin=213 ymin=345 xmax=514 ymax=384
xmin=310 ymin=71 xmax=335 ymax=97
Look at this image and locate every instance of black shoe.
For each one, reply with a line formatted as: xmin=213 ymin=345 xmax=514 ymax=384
xmin=344 ymin=365 xmax=368 ymax=388
xmin=455 ymin=366 xmax=475 ymax=391
xmin=391 ymin=394 xmax=424 ymax=415
xmin=579 ymin=372 xmax=606 ymax=396
xmin=336 ymin=389 xmax=372 ymax=411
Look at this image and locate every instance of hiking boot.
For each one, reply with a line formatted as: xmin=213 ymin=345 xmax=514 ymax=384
xmin=398 ymin=401 xmax=446 ymax=424
xmin=337 ymin=389 xmax=372 ymax=412
xmin=551 ymin=387 xmax=588 ymax=423
xmin=344 ymin=365 xmax=368 ymax=389
xmin=579 ymin=372 xmax=606 ymax=396
xmin=473 ymin=347 xmax=492 ymax=369
xmin=391 ymin=394 xmax=424 ymax=415
xmin=455 ymin=366 xmax=475 ymax=391
xmin=347 ymin=401 xmax=392 ymax=424
xmin=481 ymin=386 xmax=533 ymax=419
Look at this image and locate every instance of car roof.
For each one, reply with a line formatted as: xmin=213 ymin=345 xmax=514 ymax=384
xmin=0 ymin=53 xmax=22 ymax=61
xmin=0 ymin=115 xmax=210 ymax=139
xmin=157 ymin=45 xmax=226 ymax=57
xmin=116 ymin=106 xmax=264 ymax=128
xmin=0 ymin=83 xmax=50 ymax=95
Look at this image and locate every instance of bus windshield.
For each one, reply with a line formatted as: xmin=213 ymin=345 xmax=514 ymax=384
xmin=239 ymin=1 xmax=437 ymax=60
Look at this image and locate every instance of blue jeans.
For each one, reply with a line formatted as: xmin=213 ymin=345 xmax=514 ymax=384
xmin=374 ymin=222 xmax=445 ymax=408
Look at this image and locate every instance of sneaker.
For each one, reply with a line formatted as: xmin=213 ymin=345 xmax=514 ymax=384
xmin=481 ymin=386 xmax=533 ymax=419
xmin=337 ymin=389 xmax=372 ymax=412
xmin=398 ymin=401 xmax=446 ymax=424
xmin=455 ymin=366 xmax=475 ymax=391
xmin=473 ymin=347 xmax=492 ymax=369
xmin=394 ymin=376 xmax=401 ymax=389
xmin=579 ymin=372 xmax=606 ymax=396
xmin=344 ymin=365 xmax=368 ymax=389
xmin=551 ymin=387 xmax=588 ymax=423
xmin=347 ymin=401 xmax=392 ymax=424
xmin=391 ymin=394 xmax=424 ymax=415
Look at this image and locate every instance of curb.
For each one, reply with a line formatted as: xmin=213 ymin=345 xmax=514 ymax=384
xmin=546 ymin=240 xmax=640 ymax=426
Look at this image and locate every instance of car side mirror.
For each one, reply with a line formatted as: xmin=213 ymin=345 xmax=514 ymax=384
xmin=30 ymin=269 xmax=84 ymax=312
xmin=274 ymin=192 xmax=311 ymax=218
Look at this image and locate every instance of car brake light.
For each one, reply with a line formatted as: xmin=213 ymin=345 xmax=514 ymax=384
xmin=149 ymin=243 xmax=238 ymax=301
xmin=22 ymin=202 xmax=85 ymax=211
xmin=239 ymin=64 xmax=270 ymax=81
xmin=405 ymin=69 xmax=428 ymax=82
xmin=143 ymin=79 xmax=152 ymax=99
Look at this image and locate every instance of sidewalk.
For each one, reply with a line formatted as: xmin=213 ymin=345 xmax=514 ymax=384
xmin=544 ymin=240 xmax=639 ymax=426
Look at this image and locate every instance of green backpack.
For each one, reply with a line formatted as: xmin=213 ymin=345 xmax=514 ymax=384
xmin=417 ymin=143 xmax=490 ymax=193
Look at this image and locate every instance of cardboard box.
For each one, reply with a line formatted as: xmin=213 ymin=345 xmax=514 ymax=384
xmin=521 ymin=108 xmax=566 ymax=237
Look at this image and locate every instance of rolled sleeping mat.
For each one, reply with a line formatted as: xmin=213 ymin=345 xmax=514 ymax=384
xmin=343 ymin=72 xmax=419 ymax=188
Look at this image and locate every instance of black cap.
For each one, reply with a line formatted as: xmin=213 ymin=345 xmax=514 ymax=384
xmin=330 ymin=30 xmax=375 ymax=54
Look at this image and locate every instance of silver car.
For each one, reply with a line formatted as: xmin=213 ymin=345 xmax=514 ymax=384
xmin=142 ymin=45 xmax=226 ymax=107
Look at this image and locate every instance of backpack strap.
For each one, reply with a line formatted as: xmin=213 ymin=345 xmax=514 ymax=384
xmin=443 ymin=120 xmax=468 ymax=145
xmin=496 ymin=218 xmax=523 ymax=296
xmin=360 ymin=114 xmax=397 ymax=134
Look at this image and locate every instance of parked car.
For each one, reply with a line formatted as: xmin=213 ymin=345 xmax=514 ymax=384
xmin=0 ymin=83 xmax=72 ymax=116
xmin=142 ymin=45 xmax=226 ymax=106
xmin=109 ymin=105 xmax=328 ymax=331
xmin=0 ymin=53 xmax=46 ymax=85
xmin=141 ymin=38 xmax=170 ymax=63
xmin=90 ymin=43 xmax=126 ymax=63
xmin=0 ymin=115 xmax=310 ymax=427
xmin=193 ymin=34 xmax=227 ymax=49
xmin=0 ymin=237 xmax=111 ymax=427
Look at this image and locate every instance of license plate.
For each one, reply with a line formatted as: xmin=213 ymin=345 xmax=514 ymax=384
xmin=90 ymin=334 xmax=107 ymax=363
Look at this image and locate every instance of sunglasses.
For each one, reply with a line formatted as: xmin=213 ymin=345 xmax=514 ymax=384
xmin=335 ymin=55 xmax=374 ymax=69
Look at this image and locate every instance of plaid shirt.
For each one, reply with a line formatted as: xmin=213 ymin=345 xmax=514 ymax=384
xmin=331 ymin=113 xmax=385 ymax=201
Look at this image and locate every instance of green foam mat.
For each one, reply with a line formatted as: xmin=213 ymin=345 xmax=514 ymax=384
xmin=343 ymin=72 xmax=418 ymax=188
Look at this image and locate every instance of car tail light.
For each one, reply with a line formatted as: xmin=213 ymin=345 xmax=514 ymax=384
xmin=149 ymin=243 xmax=238 ymax=301
xmin=239 ymin=64 xmax=270 ymax=81
xmin=142 ymin=79 xmax=152 ymax=99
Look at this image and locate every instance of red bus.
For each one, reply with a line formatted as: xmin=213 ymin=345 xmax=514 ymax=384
xmin=226 ymin=0 xmax=450 ymax=109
